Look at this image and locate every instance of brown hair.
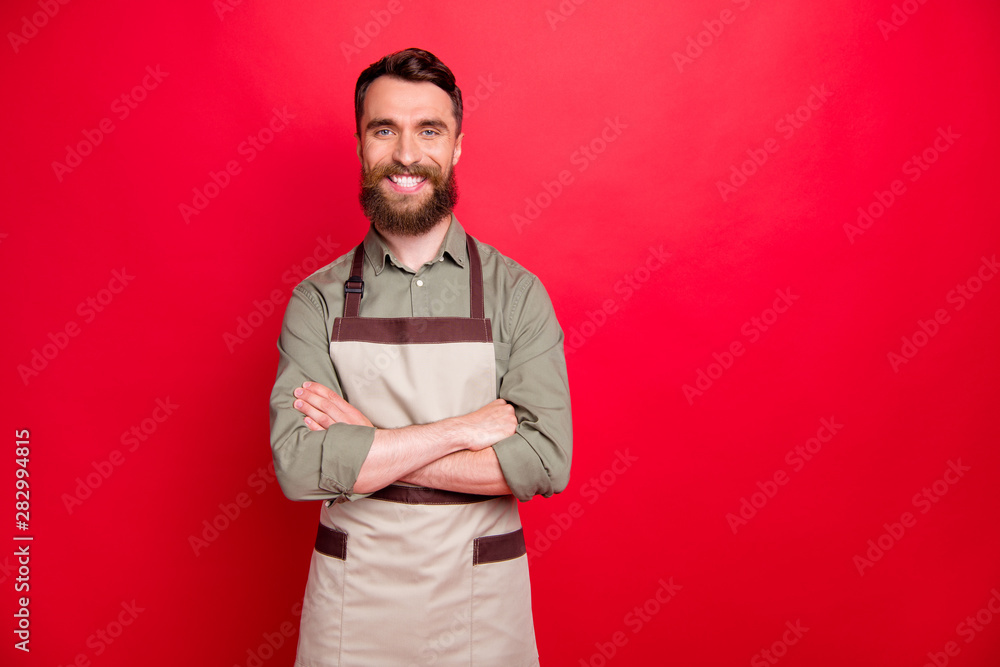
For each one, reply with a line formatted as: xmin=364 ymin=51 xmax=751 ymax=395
xmin=354 ymin=48 xmax=463 ymax=135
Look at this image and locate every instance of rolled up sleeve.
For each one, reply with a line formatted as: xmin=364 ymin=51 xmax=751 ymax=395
xmin=492 ymin=277 xmax=573 ymax=501
xmin=269 ymin=285 xmax=375 ymax=502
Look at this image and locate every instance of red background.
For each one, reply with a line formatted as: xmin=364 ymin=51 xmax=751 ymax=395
xmin=3 ymin=0 xmax=1000 ymax=665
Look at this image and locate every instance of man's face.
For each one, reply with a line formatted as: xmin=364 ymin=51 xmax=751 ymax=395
xmin=356 ymin=76 xmax=463 ymax=236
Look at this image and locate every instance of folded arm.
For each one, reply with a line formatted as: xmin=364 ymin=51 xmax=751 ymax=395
xmin=293 ymin=381 xmax=514 ymax=495
xmin=270 ymin=268 xmax=572 ymax=504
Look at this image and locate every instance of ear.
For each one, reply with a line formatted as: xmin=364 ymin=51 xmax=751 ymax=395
xmin=452 ymin=132 xmax=463 ymax=166
xmin=355 ymin=132 xmax=362 ymax=163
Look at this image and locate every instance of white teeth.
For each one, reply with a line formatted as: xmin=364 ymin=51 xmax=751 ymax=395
xmin=389 ymin=175 xmax=426 ymax=188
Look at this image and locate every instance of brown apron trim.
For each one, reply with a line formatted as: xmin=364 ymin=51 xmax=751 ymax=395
xmin=473 ymin=528 xmax=526 ymax=565
xmin=314 ymin=523 xmax=348 ymax=560
xmin=368 ymin=484 xmax=504 ymax=505
xmin=332 ymin=316 xmax=492 ymax=344
xmin=342 ymin=234 xmax=485 ymax=319
xmin=466 ymin=235 xmax=485 ymax=320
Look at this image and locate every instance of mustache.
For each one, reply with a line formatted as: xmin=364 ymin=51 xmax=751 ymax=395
xmin=364 ymin=163 xmax=443 ymax=182
xmin=368 ymin=163 xmax=441 ymax=178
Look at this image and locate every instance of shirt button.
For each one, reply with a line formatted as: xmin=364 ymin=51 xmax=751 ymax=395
xmin=416 ymin=279 xmax=424 ymax=287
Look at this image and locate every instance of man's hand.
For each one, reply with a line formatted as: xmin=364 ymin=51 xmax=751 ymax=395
xmin=293 ymin=381 xmax=373 ymax=430
xmin=446 ymin=398 xmax=517 ymax=451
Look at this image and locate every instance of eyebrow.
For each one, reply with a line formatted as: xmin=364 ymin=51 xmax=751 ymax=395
xmin=365 ymin=117 xmax=450 ymax=133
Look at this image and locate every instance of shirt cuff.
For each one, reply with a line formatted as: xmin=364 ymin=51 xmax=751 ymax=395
xmin=492 ymin=433 xmax=554 ymax=502
xmin=318 ymin=423 xmax=376 ymax=501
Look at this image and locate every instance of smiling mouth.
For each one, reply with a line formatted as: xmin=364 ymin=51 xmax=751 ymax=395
xmin=387 ymin=174 xmax=428 ymax=189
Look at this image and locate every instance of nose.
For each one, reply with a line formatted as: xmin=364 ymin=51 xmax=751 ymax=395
xmin=392 ymin=131 xmax=422 ymax=167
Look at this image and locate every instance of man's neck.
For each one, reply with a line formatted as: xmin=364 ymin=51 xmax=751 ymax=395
xmin=376 ymin=214 xmax=453 ymax=272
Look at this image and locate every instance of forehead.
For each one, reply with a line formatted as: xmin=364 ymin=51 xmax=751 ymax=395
xmin=362 ymin=76 xmax=456 ymax=129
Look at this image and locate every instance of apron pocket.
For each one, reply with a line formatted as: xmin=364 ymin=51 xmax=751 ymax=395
xmin=295 ymin=524 xmax=348 ymax=666
xmin=473 ymin=527 xmax=525 ymax=564
xmin=471 ymin=529 xmax=538 ymax=665
xmin=315 ymin=523 xmax=348 ymax=560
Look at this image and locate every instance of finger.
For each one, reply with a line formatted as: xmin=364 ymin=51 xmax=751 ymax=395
xmin=295 ymin=386 xmax=349 ymax=420
xmin=302 ymin=381 xmax=374 ymax=427
xmin=303 ymin=416 xmax=326 ymax=432
xmin=293 ymin=395 xmax=341 ymax=428
xmin=293 ymin=397 xmax=333 ymax=427
xmin=299 ymin=383 xmax=354 ymax=418
xmin=302 ymin=381 xmax=351 ymax=408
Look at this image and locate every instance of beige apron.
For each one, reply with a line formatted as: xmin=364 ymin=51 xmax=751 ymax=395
xmin=295 ymin=236 xmax=538 ymax=667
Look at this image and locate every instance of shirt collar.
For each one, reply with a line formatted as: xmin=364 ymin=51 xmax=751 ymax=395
xmin=362 ymin=214 xmax=467 ymax=275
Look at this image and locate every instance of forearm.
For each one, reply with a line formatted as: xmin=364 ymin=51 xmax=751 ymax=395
xmin=354 ymin=420 xmax=468 ymax=494
xmin=400 ymin=447 xmax=512 ymax=496
xmin=352 ymin=398 xmax=516 ymax=493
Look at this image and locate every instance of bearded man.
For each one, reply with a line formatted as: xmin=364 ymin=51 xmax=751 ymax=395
xmin=269 ymin=47 xmax=572 ymax=666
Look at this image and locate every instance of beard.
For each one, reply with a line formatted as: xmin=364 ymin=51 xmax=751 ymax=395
xmin=359 ymin=161 xmax=459 ymax=237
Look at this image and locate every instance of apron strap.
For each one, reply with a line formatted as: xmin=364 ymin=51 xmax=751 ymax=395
xmin=343 ymin=234 xmax=485 ymax=319
xmin=343 ymin=244 xmax=365 ymax=318
xmin=466 ymin=235 xmax=485 ymax=320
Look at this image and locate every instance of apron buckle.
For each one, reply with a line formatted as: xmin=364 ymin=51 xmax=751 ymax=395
xmin=345 ymin=275 xmax=364 ymax=298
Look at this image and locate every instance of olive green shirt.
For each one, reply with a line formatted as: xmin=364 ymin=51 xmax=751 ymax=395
xmin=269 ymin=216 xmax=572 ymax=503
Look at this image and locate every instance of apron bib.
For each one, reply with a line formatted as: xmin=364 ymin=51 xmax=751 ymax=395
xmin=295 ymin=236 xmax=538 ymax=667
